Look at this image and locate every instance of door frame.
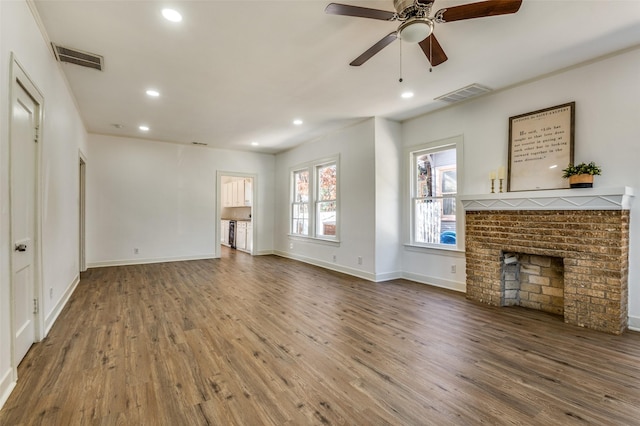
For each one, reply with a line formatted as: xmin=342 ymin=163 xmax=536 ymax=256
xmin=8 ymin=54 xmax=45 ymax=377
xmin=79 ymin=153 xmax=87 ymax=272
xmin=216 ymin=171 xmax=258 ymax=257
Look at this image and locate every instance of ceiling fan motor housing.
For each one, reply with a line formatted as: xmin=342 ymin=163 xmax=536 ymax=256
xmin=394 ymin=0 xmax=432 ymax=19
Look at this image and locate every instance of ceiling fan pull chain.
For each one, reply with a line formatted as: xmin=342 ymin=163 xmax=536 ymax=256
xmin=429 ymin=36 xmax=433 ymax=73
xmin=399 ymin=38 xmax=403 ymax=83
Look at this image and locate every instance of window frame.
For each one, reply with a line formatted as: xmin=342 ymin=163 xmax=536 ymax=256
xmin=407 ymin=136 xmax=463 ymax=251
xmin=291 ymin=168 xmax=310 ymax=237
xmin=289 ymin=155 xmax=340 ymax=242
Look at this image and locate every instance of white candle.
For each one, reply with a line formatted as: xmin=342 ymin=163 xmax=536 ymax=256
xmin=490 ymin=170 xmax=496 ymax=180
xmin=498 ymin=166 xmax=505 ymax=179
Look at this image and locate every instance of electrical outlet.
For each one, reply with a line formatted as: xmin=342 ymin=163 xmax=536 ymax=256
xmin=451 ymin=265 xmax=457 ymax=274
xmin=49 ymin=288 xmax=53 ymax=299
xmin=289 ymin=242 xmax=294 ymax=249
xmin=134 ymin=248 xmax=139 ymax=254
xmin=357 ymin=256 xmax=363 ymax=265
xmin=332 ymin=255 xmax=337 ymax=263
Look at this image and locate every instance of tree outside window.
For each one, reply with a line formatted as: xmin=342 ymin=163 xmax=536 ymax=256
xmin=290 ymin=157 xmax=339 ymax=240
xmin=292 ymin=170 xmax=309 ymax=235
xmin=413 ymin=147 xmax=457 ymax=246
xmin=316 ymin=163 xmax=337 ymax=237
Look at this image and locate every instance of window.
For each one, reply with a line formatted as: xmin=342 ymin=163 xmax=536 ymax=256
xmin=316 ymin=163 xmax=337 ymax=237
xmin=411 ymin=142 xmax=458 ymax=247
xmin=292 ymin=169 xmax=309 ymax=236
xmin=290 ymin=157 xmax=339 ymax=240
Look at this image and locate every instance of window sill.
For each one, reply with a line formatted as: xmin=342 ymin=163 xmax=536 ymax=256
xmin=288 ymin=234 xmax=341 ymax=247
xmin=403 ymin=243 xmax=465 ymax=257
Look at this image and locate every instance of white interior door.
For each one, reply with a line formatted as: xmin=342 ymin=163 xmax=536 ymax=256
xmin=11 ymin=80 xmax=38 ymax=364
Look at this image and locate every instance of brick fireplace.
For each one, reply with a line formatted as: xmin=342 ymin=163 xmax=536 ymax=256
xmin=461 ymin=188 xmax=634 ymax=334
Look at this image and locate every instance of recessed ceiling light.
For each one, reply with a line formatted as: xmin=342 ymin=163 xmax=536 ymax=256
xmin=251 ymin=141 xmax=259 ymax=146
xmin=293 ymin=119 xmax=303 ymax=126
xmin=146 ymin=89 xmax=160 ymax=97
xmin=162 ymin=8 xmax=182 ymax=22
xmin=401 ymin=91 xmax=415 ymax=99
xmin=139 ymin=125 xmax=150 ymax=131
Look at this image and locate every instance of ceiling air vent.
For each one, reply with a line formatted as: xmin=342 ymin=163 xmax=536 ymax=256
xmin=51 ymin=43 xmax=104 ymax=71
xmin=434 ymin=83 xmax=491 ymax=103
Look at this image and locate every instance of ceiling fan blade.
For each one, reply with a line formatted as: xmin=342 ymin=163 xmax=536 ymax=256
xmin=418 ymin=34 xmax=448 ymax=66
xmin=325 ymin=3 xmax=396 ymax=21
xmin=350 ymin=32 xmax=398 ymax=66
xmin=435 ymin=0 xmax=522 ymax=23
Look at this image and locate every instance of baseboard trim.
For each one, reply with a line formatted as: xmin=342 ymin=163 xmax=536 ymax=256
xmin=87 ymin=254 xmax=217 ymax=268
xmin=44 ymin=274 xmax=80 ymax=336
xmin=374 ymin=271 xmax=403 ymax=282
xmin=0 ymin=368 xmax=16 ymax=411
xmin=628 ymin=315 xmax=640 ymax=332
xmin=402 ymin=271 xmax=466 ymax=293
xmin=274 ymin=250 xmax=377 ymax=281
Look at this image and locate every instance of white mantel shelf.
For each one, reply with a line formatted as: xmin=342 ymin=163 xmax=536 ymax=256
xmin=460 ymin=186 xmax=635 ymax=211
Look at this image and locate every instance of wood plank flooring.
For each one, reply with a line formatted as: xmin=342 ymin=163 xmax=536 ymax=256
xmin=2 ymin=248 xmax=640 ymax=425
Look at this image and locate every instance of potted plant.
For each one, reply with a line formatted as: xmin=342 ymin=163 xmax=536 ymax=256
xmin=561 ymin=161 xmax=602 ymax=188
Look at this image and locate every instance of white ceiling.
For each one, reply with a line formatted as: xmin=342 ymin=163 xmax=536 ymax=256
xmin=33 ymin=0 xmax=640 ymax=154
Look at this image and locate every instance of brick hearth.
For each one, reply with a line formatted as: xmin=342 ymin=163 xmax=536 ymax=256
xmin=461 ymin=188 xmax=634 ymax=334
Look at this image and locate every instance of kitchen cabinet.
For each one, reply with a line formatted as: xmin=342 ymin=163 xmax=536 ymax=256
xmin=246 ymin=222 xmax=253 ymax=252
xmin=236 ymin=221 xmax=247 ymax=250
xmin=220 ymin=220 xmax=230 ymax=246
xmin=223 ymin=179 xmax=252 ymax=207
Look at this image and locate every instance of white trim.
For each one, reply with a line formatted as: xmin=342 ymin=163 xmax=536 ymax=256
xmin=78 ymin=152 xmax=87 ymax=272
xmin=460 ymin=186 xmax=635 ymax=211
xmin=44 ymin=274 xmax=80 ymax=335
xmin=274 ymin=250 xmax=376 ymax=281
xmin=275 ymin=251 xmax=402 ymax=283
xmin=374 ymin=271 xmax=403 ymax=282
xmin=403 ymin=243 xmax=465 ymax=257
xmin=87 ymin=254 xmax=217 ymax=268
xmin=402 ymin=271 xmax=466 ymax=293
xmin=0 ymin=368 xmax=16 ymax=411
xmin=289 ymin=155 xmax=340 ymax=241
xmin=405 ymin=135 xmax=465 ymax=251
xmin=287 ymin=234 xmax=341 ymax=247
xmin=628 ymin=316 xmax=640 ymax=332
xmin=9 ymin=54 xmax=46 ymax=373
xmin=217 ymin=171 xmax=258 ymax=256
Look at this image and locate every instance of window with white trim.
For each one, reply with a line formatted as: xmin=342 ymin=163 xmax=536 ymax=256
xmin=291 ymin=157 xmax=339 ymax=240
xmin=411 ymin=143 xmax=458 ymax=247
xmin=292 ymin=169 xmax=310 ymax=236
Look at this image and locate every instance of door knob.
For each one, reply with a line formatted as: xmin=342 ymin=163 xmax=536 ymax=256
xmin=14 ymin=243 xmax=27 ymax=252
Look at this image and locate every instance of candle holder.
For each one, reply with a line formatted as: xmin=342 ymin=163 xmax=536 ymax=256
xmin=499 ymin=178 xmax=504 ymax=193
xmin=490 ymin=178 xmax=495 ymax=193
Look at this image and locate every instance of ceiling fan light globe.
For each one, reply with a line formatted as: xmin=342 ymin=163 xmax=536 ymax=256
xmin=398 ymin=19 xmax=433 ymax=44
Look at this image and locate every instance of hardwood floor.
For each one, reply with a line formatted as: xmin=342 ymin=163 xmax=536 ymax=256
xmin=2 ymin=248 xmax=640 ymax=425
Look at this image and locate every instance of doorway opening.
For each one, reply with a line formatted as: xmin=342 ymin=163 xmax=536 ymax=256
xmin=79 ymin=155 xmax=87 ymax=272
xmin=218 ymin=172 xmax=256 ymax=256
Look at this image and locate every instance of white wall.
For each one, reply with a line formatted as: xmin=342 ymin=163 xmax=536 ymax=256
xmin=87 ymin=134 xmax=275 ymax=266
xmin=373 ymin=118 xmax=402 ymax=280
xmin=274 ymin=119 xmax=380 ymax=280
xmin=0 ymin=0 xmax=88 ymax=407
xmin=402 ymin=47 xmax=640 ymax=326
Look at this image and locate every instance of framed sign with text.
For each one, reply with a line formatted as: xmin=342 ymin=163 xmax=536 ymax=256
xmin=507 ymin=102 xmax=575 ymax=192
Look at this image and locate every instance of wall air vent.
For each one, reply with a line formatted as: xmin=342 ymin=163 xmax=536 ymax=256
xmin=51 ymin=43 xmax=104 ymax=71
xmin=434 ymin=83 xmax=491 ymax=103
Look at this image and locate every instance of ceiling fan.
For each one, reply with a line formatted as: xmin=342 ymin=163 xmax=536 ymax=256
xmin=325 ymin=0 xmax=522 ymax=67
